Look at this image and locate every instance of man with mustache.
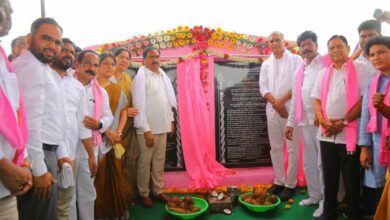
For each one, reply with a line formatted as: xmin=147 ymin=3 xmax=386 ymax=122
xmin=0 ymin=0 xmax=32 ymax=219
xmin=71 ymin=50 xmax=113 ymax=220
xmin=311 ymin=35 xmax=373 ymax=220
xmin=285 ymin=31 xmax=325 ymax=217
xmin=50 ymin=38 xmax=95 ymax=220
xmin=133 ymin=47 xmax=176 ymax=207
xmin=259 ymin=31 xmax=302 ymax=201
xmin=13 ymin=17 xmax=65 ymax=220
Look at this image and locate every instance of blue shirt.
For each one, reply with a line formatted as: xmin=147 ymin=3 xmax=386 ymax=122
xmin=359 ymin=73 xmax=389 ymax=188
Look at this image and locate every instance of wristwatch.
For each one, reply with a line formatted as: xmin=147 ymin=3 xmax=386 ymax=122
xmin=98 ymin=122 xmax=103 ymax=130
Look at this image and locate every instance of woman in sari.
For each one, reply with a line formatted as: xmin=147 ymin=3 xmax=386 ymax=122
xmin=94 ymin=53 xmax=130 ymax=219
xmin=111 ymin=47 xmax=139 ymax=203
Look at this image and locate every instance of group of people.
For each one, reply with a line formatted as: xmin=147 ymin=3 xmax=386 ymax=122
xmin=260 ymin=20 xmax=390 ymax=219
xmin=0 ymin=1 xmax=176 ymax=220
xmin=2 ymin=0 xmax=390 ymax=219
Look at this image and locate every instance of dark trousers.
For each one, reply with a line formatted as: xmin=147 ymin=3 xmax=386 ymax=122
xmin=320 ymin=141 xmax=361 ymax=220
xmin=361 ymin=185 xmax=384 ymax=215
xmin=17 ymin=146 xmax=58 ymax=220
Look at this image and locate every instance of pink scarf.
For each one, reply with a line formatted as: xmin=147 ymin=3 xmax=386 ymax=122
xmin=0 ymin=45 xmax=28 ymax=165
xmin=295 ymin=54 xmax=331 ymax=123
xmin=73 ymin=72 xmax=103 ymax=146
xmin=366 ymin=72 xmax=390 ymax=167
xmin=320 ymin=58 xmax=358 ymax=152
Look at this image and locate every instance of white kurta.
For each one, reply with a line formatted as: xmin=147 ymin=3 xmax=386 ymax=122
xmin=259 ymin=49 xmax=302 ymax=188
xmin=14 ymin=49 xmax=65 ymax=177
xmin=0 ymin=53 xmax=21 ymax=199
xmin=311 ymin=61 xmax=375 ymax=144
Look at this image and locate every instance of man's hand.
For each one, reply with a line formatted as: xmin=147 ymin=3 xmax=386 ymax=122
xmin=33 ymin=172 xmax=55 ymax=201
xmin=88 ymin=155 xmax=97 ymax=178
xmin=0 ymin=159 xmax=33 ymax=196
xmin=58 ymin=157 xmax=73 ymax=172
xmin=144 ymin=131 xmax=154 ymax=148
xmin=12 ymin=166 xmax=33 ymax=196
xmin=83 ymin=116 xmax=100 ymax=130
xmin=330 ymin=119 xmax=345 ymax=135
xmin=285 ymin=126 xmax=293 ymax=140
xmin=373 ymin=93 xmax=385 ymax=110
xmin=271 ymin=99 xmax=285 ymax=112
xmin=314 ymin=115 xmax=319 ymax=126
xmin=277 ymin=107 xmax=289 ymax=119
xmin=360 ymin=146 xmax=372 ymax=170
xmin=127 ymin=107 xmax=139 ymax=117
xmin=320 ymin=119 xmax=336 ymax=136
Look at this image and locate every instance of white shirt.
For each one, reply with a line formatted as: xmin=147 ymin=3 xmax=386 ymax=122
xmin=13 ymin=49 xmax=65 ymax=176
xmin=136 ymin=67 xmax=174 ymax=134
xmin=311 ymin=60 xmax=375 ymax=144
xmin=287 ymin=54 xmax=325 ymax=127
xmin=54 ymin=70 xmax=92 ymax=160
xmin=356 ymin=53 xmax=379 ymax=75
xmin=0 ymin=53 xmax=22 ymax=198
xmin=76 ymin=81 xmax=113 ymax=159
xmin=259 ymin=49 xmax=302 ymax=114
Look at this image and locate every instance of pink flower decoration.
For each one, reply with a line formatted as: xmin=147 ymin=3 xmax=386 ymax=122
xmin=143 ymin=41 xmax=150 ymax=46
xmin=136 ymin=42 xmax=142 ymax=48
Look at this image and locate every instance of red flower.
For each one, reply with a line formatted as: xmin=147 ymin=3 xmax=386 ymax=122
xmin=143 ymin=41 xmax=150 ymax=46
xmin=136 ymin=42 xmax=142 ymax=48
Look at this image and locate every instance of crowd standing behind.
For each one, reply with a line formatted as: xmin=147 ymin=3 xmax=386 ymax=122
xmin=1 ymin=0 xmax=390 ymax=219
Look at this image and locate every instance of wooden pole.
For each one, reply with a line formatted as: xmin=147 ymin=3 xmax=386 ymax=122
xmin=40 ymin=0 xmax=45 ymax=17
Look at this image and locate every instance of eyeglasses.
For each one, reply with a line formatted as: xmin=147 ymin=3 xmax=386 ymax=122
xmin=41 ymin=35 xmax=62 ymax=46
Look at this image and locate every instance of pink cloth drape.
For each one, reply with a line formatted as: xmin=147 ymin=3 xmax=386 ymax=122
xmin=177 ymin=57 xmax=232 ymax=189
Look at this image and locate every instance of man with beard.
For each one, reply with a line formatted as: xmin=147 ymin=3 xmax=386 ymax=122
xmin=13 ymin=18 xmax=65 ymax=220
xmin=50 ymin=38 xmax=94 ymax=220
xmin=0 ymin=0 xmax=32 ymax=219
xmin=70 ymin=50 xmax=113 ymax=220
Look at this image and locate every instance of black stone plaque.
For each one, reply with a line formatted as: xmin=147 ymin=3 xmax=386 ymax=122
xmin=214 ymin=61 xmax=271 ymax=167
xmin=128 ymin=65 xmax=185 ymax=171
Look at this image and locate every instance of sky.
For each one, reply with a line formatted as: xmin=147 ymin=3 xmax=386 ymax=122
xmin=2 ymin=0 xmax=390 ymax=55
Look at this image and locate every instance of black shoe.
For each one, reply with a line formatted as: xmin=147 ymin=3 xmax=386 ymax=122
xmin=267 ymin=184 xmax=284 ymax=195
xmin=279 ymin=187 xmax=295 ymax=201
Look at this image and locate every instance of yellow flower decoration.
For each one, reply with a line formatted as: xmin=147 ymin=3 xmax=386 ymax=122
xmin=184 ymin=26 xmax=189 ymax=31
xmin=207 ymin=39 xmax=214 ymax=46
xmin=230 ymin=38 xmax=236 ymax=44
xmin=177 ymin=26 xmax=183 ymax=31
xmin=217 ymin=34 xmax=223 ymax=40
xmin=228 ymin=45 xmax=234 ymax=50
xmin=173 ymin=42 xmax=179 ymax=47
xmin=216 ymin=27 xmax=222 ymax=34
xmin=191 ymin=39 xmax=196 ymax=44
xmin=187 ymin=33 xmax=193 ymax=38
xmin=179 ymin=40 xmax=185 ymax=46
xmin=224 ymin=36 xmax=230 ymax=42
xmin=175 ymin=33 xmax=180 ymax=38
xmin=167 ymin=30 xmax=172 ymax=35
xmin=170 ymin=36 xmax=176 ymax=41
xmin=211 ymin=33 xmax=217 ymax=40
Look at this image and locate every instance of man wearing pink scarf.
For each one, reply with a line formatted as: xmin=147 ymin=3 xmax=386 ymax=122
xmin=285 ymin=31 xmax=325 ymax=217
xmin=70 ymin=50 xmax=113 ymax=220
xmin=0 ymin=1 xmax=32 ymax=219
xmin=311 ymin=35 xmax=373 ymax=220
xmin=259 ymin=31 xmax=302 ymax=201
xmin=359 ymin=36 xmax=390 ymax=218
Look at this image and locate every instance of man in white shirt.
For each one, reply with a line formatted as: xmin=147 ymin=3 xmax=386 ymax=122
xmin=259 ymin=31 xmax=302 ymax=201
xmin=14 ymin=17 xmax=64 ymax=220
xmin=133 ymin=47 xmax=177 ymax=207
xmin=51 ymin=39 xmax=95 ymax=220
xmin=70 ymin=50 xmax=113 ymax=220
xmin=0 ymin=1 xmax=32 ymax=219
xmin=285 ymin=31 xmax=325 ymax=217
xmin=352 ymin=19 xmax=381 ymax=64
xmin=10 ymin=36 xmax=27 ymax=61
xmin=311 ymin=35 xmax=373 ymax=220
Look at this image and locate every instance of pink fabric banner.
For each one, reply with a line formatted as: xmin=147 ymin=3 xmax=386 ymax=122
xmin=177 ymin=57 xmax=232 ymax=189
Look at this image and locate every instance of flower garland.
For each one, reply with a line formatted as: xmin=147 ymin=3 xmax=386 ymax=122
xmin=96 ymin=25 xmax=299 ymax=90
